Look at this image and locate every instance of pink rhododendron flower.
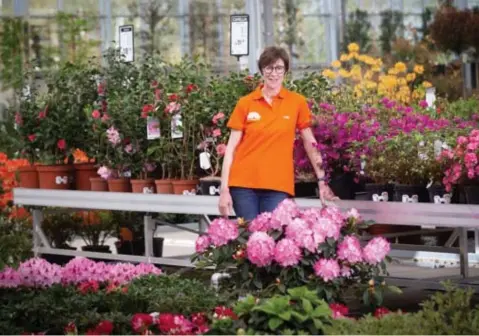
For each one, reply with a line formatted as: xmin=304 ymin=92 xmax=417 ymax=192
xmin=346 ymin=208 xmax=360 ymax=221
xmin=164 ymin=102 xmax=181 ymax=114
xmin=337 ymin=236 xmax=363 ymax=263
xmin=212 ymin=129 xmax=221 ymax=137
xmin=207 ymin=218 xmax=239 ymax=246
xmin=340 ymin=265 xmax=351 ymax=277
xmin=329 ymin=303 xmax=349 ymax=319
xmin=248 ymin=212 xmax=272 ymax=232
xmin=313 ymin=258 xmax=340 ymax=282
xmin=274 ymin=238 xmax=302 ymax=267
xmin=0 ymin=267 xmax=21 ymax=288
xmin=195 ymin=235 xmax=210 ymax=253
xmin=246 ymin=232 xmax=275 ymax=267
xmin=271 ymin=199 xmax=299 ymax=225
xmin=320 ymin=207 xmax=345 ymax=226
xmin=97 ymin=166 xmax=111 ymax=180
xmin=363 ymin=237 xmax=390 ymax=264
xmin=285 ymin=218 xmax=316 ymax=252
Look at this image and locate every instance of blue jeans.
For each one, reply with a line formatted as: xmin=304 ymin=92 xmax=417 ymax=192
xmin=230 ymin=187 xmax=289 ymax=221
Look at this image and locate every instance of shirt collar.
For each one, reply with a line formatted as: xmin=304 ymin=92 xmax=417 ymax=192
xmin=252 ymin=85 xmax=288 ymax=100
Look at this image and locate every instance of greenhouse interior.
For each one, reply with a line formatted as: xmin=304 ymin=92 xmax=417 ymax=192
xmin=1 ymin=0 xmax=479 ymax=334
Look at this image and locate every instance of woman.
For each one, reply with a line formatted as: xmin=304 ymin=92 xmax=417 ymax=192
xmin=218 ymin=46 xmax=338 ymax=220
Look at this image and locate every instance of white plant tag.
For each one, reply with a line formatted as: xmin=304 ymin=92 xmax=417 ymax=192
xmin=171 ymin=114 xmax=183 ymax=139
xmin=147 ymin=116 xmax=161 ymax=140
xmin=199 ymin=152 xmax=212 ymax=170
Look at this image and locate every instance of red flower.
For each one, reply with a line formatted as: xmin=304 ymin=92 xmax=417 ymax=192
xmin=95 ymin=320 xmax=113 ymax=335
xmin=77 ymin=280 xmax=99 ymax=294
xmin=141 ymin=104 xmax=154 ymax=118
xmin=38 ymin=106 xmax=48 ymax=119
xmin=64 ymin=322 xmax=77 ymax=335
xmin=195 ymin=324 xmax=210 ymax=335
xmin=158 ymin=314 xmax=176 ymax=333
xmin=190 ymin=312 xmax=207 ymax=326
xmin=131 ymin=313 xmax=153 ymax=333
xmin=329 ymin=303 xmax=349 ymax=319
xmin=101 ymin=100 xmax=108 ymax=112
xmin=168 ymin=94 xmax=178 ymax=102
xmin=98 ymin=82 xmax=105 ymax=95
xmin=151 ymin=80 xmax=158 ymax=88
xmin=28 ymin=134 xmax=36 ymax=142
xmin=57 ymin=139 xmax=66 ymax=150
xmin=155 ymin=89 xmax=161 ymax=101
xmin=92 ymin=109 xmax=101 ymax=119
xmin=374 ymin=307 xmax=390 ymax=318
xmin=214 ymin=306 xmax=237 ymax=320
xmin=186 ymin=84 xmax=197 ymax=93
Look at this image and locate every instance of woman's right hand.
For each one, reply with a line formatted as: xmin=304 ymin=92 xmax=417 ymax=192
xmin=218 ymin=189 xmax=233 ymax=217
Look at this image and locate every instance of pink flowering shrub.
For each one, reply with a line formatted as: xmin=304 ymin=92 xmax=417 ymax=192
xmin=0 ymin=257 xmax=162 ymax=288
xmin=193 ymin=199 xmax=391 ymax=303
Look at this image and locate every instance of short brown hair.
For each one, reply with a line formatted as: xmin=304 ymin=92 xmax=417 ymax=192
xmin=258 ymin=46 xmax=290 ymax=74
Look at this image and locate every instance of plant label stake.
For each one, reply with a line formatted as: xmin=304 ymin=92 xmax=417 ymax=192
xmin=230 ymin=14 xmax=249 ymax=67
xmin=119 ymin=25 xmax=135 ymax=62
xmin=147 ymin=116 xmax=161 ymax=140
xmin=171 ymin=114 xmax=183 ymax=139
xmin=199 ymin=152 xmax=212 ymax=170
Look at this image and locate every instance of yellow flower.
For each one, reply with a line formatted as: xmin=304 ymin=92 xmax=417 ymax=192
xmin=371 ymin=65 xmax=381 ymax=72
xmin=363 ymin=55 xmax=376 ymax=66
xmin=340 ymin=54 xmax=349 ymax=62
xmin=322 ymin=69 xmax=336 ymax=79
xmin=365 ymin=81 xmax=377 ymax=90
xmin=394 ymin=62 xmax=407 ymax=73
xmin=422 ymin=81 xmax=432 ymax=88
xmin=406 ymin=73 xmax=416 ymax=82
xmin=339 ymin=69 xmax=351 ymax=78
xmin=375 ymin=58 xmax=383 ymax=67
xmin=347 ymin=43 xmax=360 ymax=53
xmin=414 ymin=65 xmax=424 ymax=74
xmin=388 ymin=68 xmax=399 ymax=76
xmin=331 ymin=60 xmax=341 ymax=68
xmin=397 ymin=78 xmax=407 ymax=86
xmin=364 ymin=70 xmax=373 ymax=80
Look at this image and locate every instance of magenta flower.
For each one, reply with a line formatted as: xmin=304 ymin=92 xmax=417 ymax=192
xmin=195 ymin=235 xmax=210 ymax=253
xmin=249 ymin=212 xmax=273 ymax=232
xmin=246 ymin=232 xmax=275 ymax=267
xmin=207 ymin=218 xmax=239 ymax=247
xmin=274 ymin=238 xmax=302 ymax=267
xmin=313 ymin=258 xmax=340 ymax=282
xmin=363 ymin=237 xmax=391 ymax=264
xmin=337 ymin=236 xmax=363 ymax=263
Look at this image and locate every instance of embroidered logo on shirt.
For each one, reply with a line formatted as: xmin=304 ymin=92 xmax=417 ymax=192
xmin=246 ymin=111 xmax=261 ymax=121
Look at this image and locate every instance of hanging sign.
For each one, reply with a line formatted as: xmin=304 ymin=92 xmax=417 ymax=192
xmin=119 ymin=25 xmax=135 ymax=62
xmin=230 ymin=14 xmax=249 ymax=57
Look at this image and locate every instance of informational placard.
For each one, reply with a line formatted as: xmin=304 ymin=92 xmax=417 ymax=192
xmin=425 ymin=87 xmax=436 ymax=108
xmin=230 ymin=14 xmax=249 ymax=57
xmin=147 ymin=116 xmax=160 ymax=140
xmin=171 ymin=114 xmax=183 ymax=139
xmin=119 ymin=25 xmax=135 ymax=62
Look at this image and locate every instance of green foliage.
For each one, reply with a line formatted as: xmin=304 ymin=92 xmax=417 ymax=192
xmin=0 ymin=274 xmax=219 ymax=335
xmin=0 ymin=211 xmax=32 ymax=270
xmin=42 ymin=210 xmax=82 ymax=247
xmin=324 ymin=282 xmax=479 ymax=335
xmin=379 ymin=10 xmax=404 ymax=55
xmin=209 ymin=286 xmax=333 ymax=335
xmin=342 ymin=10 xmax=372 ymax=54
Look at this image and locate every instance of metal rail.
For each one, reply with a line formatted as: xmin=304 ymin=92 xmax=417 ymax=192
xmin=13 ymin=188 xmax=479 ymax=278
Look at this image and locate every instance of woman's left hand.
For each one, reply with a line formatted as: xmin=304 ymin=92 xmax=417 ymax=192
xmin=318 ymin=182 xmax=340 ymax=204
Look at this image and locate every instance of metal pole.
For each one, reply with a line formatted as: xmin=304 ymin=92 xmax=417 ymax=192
xmin=245 ymin=0 xmax=260 ymax=74
xmin=263 ymin=0 xmax=274 ymax=47
xmin=454 ymin=0 xmax=472 ymax=94
xmin=459 ymin=227 xmax=469 ymax=278
xmin=144 ymin=215 xmax=155 ymax=261
xmin=179 ymin=0 xmax=190 ymax=57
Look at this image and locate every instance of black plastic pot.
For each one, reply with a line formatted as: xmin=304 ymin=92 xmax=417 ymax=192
xmin=427 ymin=184 xmax=454 ymax=204
xmin=199 ymin=178 xmax=221 ymax=196
xmin=363 ymin=183 xmax=393 ymax=202
xmin=295 ymin=182 xmax=317 ymax=198
xmin=153 ymin=237 xmax=164 ymax=257
xmin=393 ymin=184 xmax=429 ymax=203
xmin=464 ymin=185 xmax=479 ymax=204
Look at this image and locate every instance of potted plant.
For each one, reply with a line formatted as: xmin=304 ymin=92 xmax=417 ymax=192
xmin=41 ymin=211 xmax=81 ymax=265
xmin=112 ymin=211 xmax=146 ymax=256
xmin=76 ymin=210 xmax=117 ymax=254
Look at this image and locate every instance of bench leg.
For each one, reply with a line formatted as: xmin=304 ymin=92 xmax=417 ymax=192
xmin=144 ymin=215 xmax=155 ymax=261
xmin=459 ymin=227 xmax=469 ymax=278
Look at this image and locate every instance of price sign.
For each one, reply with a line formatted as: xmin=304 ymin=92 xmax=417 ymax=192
xmin=230 ymin=14 xmax=249 ymax=57
xmin=119 ymin=25 xmax=135 ymax=62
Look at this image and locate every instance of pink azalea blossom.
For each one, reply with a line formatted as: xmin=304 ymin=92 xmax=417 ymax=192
xmin=313 ymin=258 xmax=340 ymax=282
xmin=106 ymin=126 xmax=121 ymax=145
xmin=195 ymin=235 xmax=210 ymax=253
xmin=363 ymin=237 xmax=391 ymax=264
xmin=246 ymin=232 xmax=275 ymax=267
xmin=337 ymin=236 xmax=363 ymax=263
xmin=274 ymin=238 xmax=302 ymax=267
xmin=97 ymin=166 xmax=111 ymax=180
xmin=207 ymin=218 xmax=239 ymax=246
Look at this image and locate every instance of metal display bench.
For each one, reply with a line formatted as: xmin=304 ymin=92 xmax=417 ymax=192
xmin=13 ymin=188 xmax=479 ymax=278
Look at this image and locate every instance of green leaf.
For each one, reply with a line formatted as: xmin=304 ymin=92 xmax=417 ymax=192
xmin=278 ymin=311 xmax=291 ymax=321
xmin=313 ymin=317 xmax=324 ymax=330
xmin=388 ymin=285 xmax=403 ymax=294
xmin=291 ymin=310 xmax=308 ymax=323
xmin=312 ymin=303 xmax=331 ymax=318
xmin=363 ymin=289 xmax=370 ymax=306
xmin=302 ymin=298 xmax=313 ymax=314
xmin=268 ymin=317 xmax=283 ymax=331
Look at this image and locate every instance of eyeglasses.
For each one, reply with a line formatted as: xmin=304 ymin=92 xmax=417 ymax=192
xmin=263 ymin=65 xmax=285 ymax=74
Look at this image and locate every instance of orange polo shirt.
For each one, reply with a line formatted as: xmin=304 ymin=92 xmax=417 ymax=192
xmin=227 ymin=86 xmax=312 ymax=196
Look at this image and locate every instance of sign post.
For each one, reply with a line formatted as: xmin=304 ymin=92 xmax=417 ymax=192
xmin=119 ymin=25 xmax=135 ymax=62
xmin=230 ymin=14 xmax=249 ymax=69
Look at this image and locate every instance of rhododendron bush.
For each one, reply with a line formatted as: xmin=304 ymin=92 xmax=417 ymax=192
xmin=193 ymin=199 xmax=392 ymax=303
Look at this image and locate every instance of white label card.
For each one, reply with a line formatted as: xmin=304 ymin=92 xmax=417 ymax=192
xmin=171 ymin=114 xmax=183 ymax=139
xmin=119 ymin=25 xmax=134 ymax=62
xmin=147 ymin=116 xmax=160 ymax=140
xmin=230 ymin=14 xmax=249 ymax=56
